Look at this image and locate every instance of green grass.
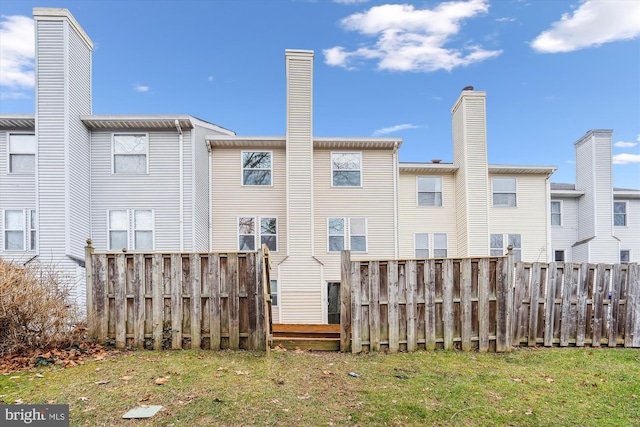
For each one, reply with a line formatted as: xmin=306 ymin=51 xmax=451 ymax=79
xmin=1 ymin=348 xmax=639 ymax=426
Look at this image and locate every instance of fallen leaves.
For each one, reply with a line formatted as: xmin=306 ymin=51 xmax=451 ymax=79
xmin=155 ymin=377 xmax=169 ymax=385
xmin=95 ymin=379 xmax=110 ymax=385
xmin=0 ymin=341 xmax=112 ymax=373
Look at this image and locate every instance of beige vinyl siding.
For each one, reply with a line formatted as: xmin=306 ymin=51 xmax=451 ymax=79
xmin=181 ymin=129 xmax=193 ymax=250
xmin=593 ymin=132 xmax=614 ymax=238
xmin=614 ymin=198 xmax=640 ymax=263
xmin=66 ymin=23 xmax=92 ymax=259
xmin=575 ymin=139 xmax=595 ymax=241
xmin=192 ymin=125 xmax=216 ymax=251
xmin=550 ymin=198 xmax=578 ymax=262
xmin=452 ymin=107 xmax=468 ymax=256
xmin=313 ymin=148 xmax=396 ymax=278
xmin=489 ymin=174 xmax=549 ymax=262
xmin=90 ymin=130 xmax=182 ymax=251
xmin=398 ymin=172 xmax=457 ymax=259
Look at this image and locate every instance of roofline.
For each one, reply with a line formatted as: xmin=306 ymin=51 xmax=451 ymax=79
xmin=488 ymin=164 xmax=558 ymax=174
xmin=0 ymin=114 xmax=36 ymax=129
xmin=551 ymin=190 xmax=585 ymax=198
xmin=614 ymin=190 xmax=640 ymax=199
xmin=207 ymin=135 xmax=402 ymax=150
xmin=399 ymin=163 xmax=458 ymax=173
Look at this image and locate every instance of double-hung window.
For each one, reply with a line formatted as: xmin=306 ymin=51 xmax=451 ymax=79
xmin=414 ymin=233 xmax=447 ymax=258
xmin=242 ymin=151 xmax=272 ymax=185
xmin=417 ymin=177 xmax=442 ymax=206
xmin=3 ymin=209 xmax=36 ymax=251
xmin=332 ymin=152 xmax=361 ymax=186
xmin=238 ymin=216 xmax=278 ymax=251
xmin=551 ymin=201 xmax=562 ymax=226
xmin=620 ymin=250 xmax=630 ymax=264
xmin=113 ymin=134 xmax=148 ymax=174
xmin=327 ymin=217 xmax=367 ymax=252
xmin=614 ymin=202 xmax=627 ymax=226
xmin=270 ymin=280 xmax=279 ymax=306
xmin=108 ymin=209 xmax=154 ymax=251
xmin=492 ymin=177 xmax=517 ymax=207
xmin=490 ymin=233 xmax=522 ymax=262
xmin=8 ymin=134 xmax=36 ymax=173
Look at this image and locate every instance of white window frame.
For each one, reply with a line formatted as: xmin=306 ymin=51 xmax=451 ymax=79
xmin=614 ymin=201 xmax=627 ymax=227
xmin=237 ymin=216 xmax=278 ymax=252
xmin=327 ymin=217 xmax=367 ymax=253
xmin=554 ymin=249 xmax=565 ymax=262
xmin=490 ymin=233 xmax=522 ymax=262
xmin=331 ymin=152 xmax=362 ymax=187
xmin=107 ymin=209 xmax=155 ymax=251
xmin=551 ymin=200 xmax=562 ymax=226
xmin=416 ymin=176 xmax=443 ymax=207
xmin=433 ymin=233 xmax=448 ymax=258
xmin=620 ymin=250 xmax=630 ymax=264
xmin=349 ymin=217 xmax=367 ymax=253
xmin=8 ymin=133 xmax=36 ymax=174
xmin=327 ymin=217 xmax=346 ymax=253
xmin=270 ymin=279 xmax=279 ymax=307
xmin=492 ymin=177 xmax=517 ymax=208
xmin=241 ymin=151 xmax=272 ymax=186
xmin=3 ymin=209 xmax=36 ymax=251
xmin=112 ymin=133 xmax=149 ymax=174
xmin=414 ymin=233 xmax=429 ymax=258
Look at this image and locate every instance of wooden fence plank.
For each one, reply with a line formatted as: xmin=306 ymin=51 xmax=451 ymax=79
xmin=388 ymin=261 xmax=399 ymax=353
xmin=406 ymin=260 xmax=417 ymax=352
xmin=543 ymin=263 xmax=558 ymax=347
xmin=152 ymin=254 xmax=163 ymax=350
xmin=629 ymin=264 xmax=640 ymax=347
xmin=496 ymin=257 xmax=512 ymax=352
xmin=340 ymin=251 xmax=352 ymax=352
xmin=170 ymin=254 xmax=183 ymax=350
xmin=528 ymin=263 xmax=541 ymax=347
xmin=592 ymin=264 xmax=606 ymax=347
xmin=478 ymin=259 xmax=490 ymax=352
xmin=424 ymin=260 xmax=437 ymax=351
xmin=512 ymin=261 xmax=527 ymax=346
xmin=228 ymin=254 xmax=240 ymax=350
xmin=443 ymin=259 xmax=454 ymax=351
xmin=85 ymin=241 xmax=95 ymax=338
xmin=209 ymin=254 xmax=221 ymax=350
xmin=609 ymin=264 xmax=621 ymax=347
xmin=369 ymin=261 xmax=381 ymax=352
xmin=115 ymin=255 xmax=126 ymax=349
xmin=94 ymin=254 xmax=108 ymax=344
xmin=190 ymin=254 xmax=202 ymax=350
xmin=133 ymin=254 xmax=145 ymax=349
xmin=351 ymin=261 xmax=362 ymax=353
xmin=460 ymin=259 xmax=472 ymax=351
xmin=560 ymin=263 xmax=572 ymax=347
xmin=575 ymin=263 xmax=589 ymax=347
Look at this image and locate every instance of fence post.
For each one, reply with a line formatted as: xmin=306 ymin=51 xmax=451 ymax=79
xmin=84 ymin=239 xmax=95 ymax=337
xmin=340 ymin=250 xmax=352 ymax=352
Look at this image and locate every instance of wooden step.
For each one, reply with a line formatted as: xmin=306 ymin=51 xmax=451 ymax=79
xmin=271 ymin=324 xmax=341 ymax=351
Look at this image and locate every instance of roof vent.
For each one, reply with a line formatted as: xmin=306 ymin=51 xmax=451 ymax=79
xmin=431 ymin=159 xmax=442 ymax=164
xmin=462 ymin=86 xmax=474 ymax=91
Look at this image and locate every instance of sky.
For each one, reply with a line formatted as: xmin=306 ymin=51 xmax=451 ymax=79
xmin=1 ymin=0 xmax=639 ymax=189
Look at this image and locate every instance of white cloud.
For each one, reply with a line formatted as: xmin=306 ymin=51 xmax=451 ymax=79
xmin=495 ymin=17 xmax=516 ymax=22
xmin=531 ymin=1 xmax=640 ymax=53
xmin=613 ymin=153 xmax=640 ymax=164
xmin=333 ymin=0 xmax=369 ymax=4
xmin=614 ymin=141 xmax=638 ymax=148
xmin=208 ymin=75 xmax=214 ymax=81
xmin=134 ymin=84 xmax=150 ymax=93
xmin=373 ymin=123 xmax=421 ymax=136
xmin=0 ymin=15 xmax=35 ymax=90
xmin=323 ymin=0 xmax=502 ymax=72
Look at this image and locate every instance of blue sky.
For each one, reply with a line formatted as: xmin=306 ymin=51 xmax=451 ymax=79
xmin=1 ymin=0 xmax=639 ymax=188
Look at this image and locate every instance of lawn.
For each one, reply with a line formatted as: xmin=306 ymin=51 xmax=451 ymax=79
xmin=1 ymin=347 xmax=638 ymax=426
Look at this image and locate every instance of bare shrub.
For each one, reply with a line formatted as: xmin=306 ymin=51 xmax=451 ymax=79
xmin=0 ymin=259 xmax=82 ymax=356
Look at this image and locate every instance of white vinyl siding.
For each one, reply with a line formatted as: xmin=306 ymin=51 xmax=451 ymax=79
xmin=613 ymin=198 xmax=640 ymax=263
xmin=8 ymin=134 xmax=36 ymax=174
xmin=108 ymin=209 xmax=154 ymax=251
xmin=492 ymin=177 xmax=517 ymax=207
xmin=551 ymin=201 xmax=562 ymax=226
xmin=614 ymin=201 xmax=627 ymax=226
xmin=242 ymin=151 xmax=272 ymax=186
xmin=113 ymin=134 xmax=148 ymax=174
xmin=417 ymin=176 xmax=442 ymax=206
xmin=331 ymin=152 xmax=361 ymax=187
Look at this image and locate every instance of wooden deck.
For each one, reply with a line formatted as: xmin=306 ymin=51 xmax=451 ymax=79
xmin=271 ymin=324 xmax=341 ymax=351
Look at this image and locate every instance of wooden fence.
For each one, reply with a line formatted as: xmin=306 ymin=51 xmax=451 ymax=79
xmin=85 ymin=241 xmax=272 ymax=351
xmin=340 ymin=251 xmax=640 ymax=353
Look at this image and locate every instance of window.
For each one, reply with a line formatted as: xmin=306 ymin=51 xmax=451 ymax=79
xmin=328 ymin=218 xmax=345 ymax=252
xmin=242 ymin=151 xmax=271 ymax=185
xmin=327 ymin=217 xmax=367 ymax=252
xmin=108 ymin=209 xmax=154 ymax=251
xmin=270 ymin=280 xmax=279 ymax=306
xmin=492 ymin=177 xmax=517 ymax=207
xmin=349 ymin=218 xmax=367 ymax=252
xmin=29 ymin=210 xmax=36 ymax=251
xmin=332 ymin=152 xmax=361 ymax=186
xmin=491 ymin=233 xmax=522 ymax=262
xmin=554 ymin=250 xmax=565 ymax=262
xmin=620 ymin=250 xmax=630 ymax=264
xmin=417 ymin=177 xmax=442 ymax=206
xmin=113 ymin=134 xmax=148 ymax=174
xmin=3 ymin=209 xmax=36 ymax=251
xmin=433 ymin=233 xmax=448 ymax=258
xmin=551 ymin=201 xmax=562 ymax=226
xmin=614 ymin=202 xmax=627 ymax=226
xmin=8 ymin=134 xmax=36 ymax=173
xmin=238 ymin=216 xmax=277 ymax=251
xmin=414 ymin=233 xmax=429 ymax=258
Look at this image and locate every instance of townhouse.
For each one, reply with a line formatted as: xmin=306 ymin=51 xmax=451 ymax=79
xmin=1 ymin=8 xmax=637 ymax=324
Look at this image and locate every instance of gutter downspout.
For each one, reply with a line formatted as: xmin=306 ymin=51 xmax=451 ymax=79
xmin=393 ymin=141 xmax=399 ymax=259
xmin=175 ymin=120 xmax=184 ymax=252
xmin=207 ymin=141 xmax=213 ymax=251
